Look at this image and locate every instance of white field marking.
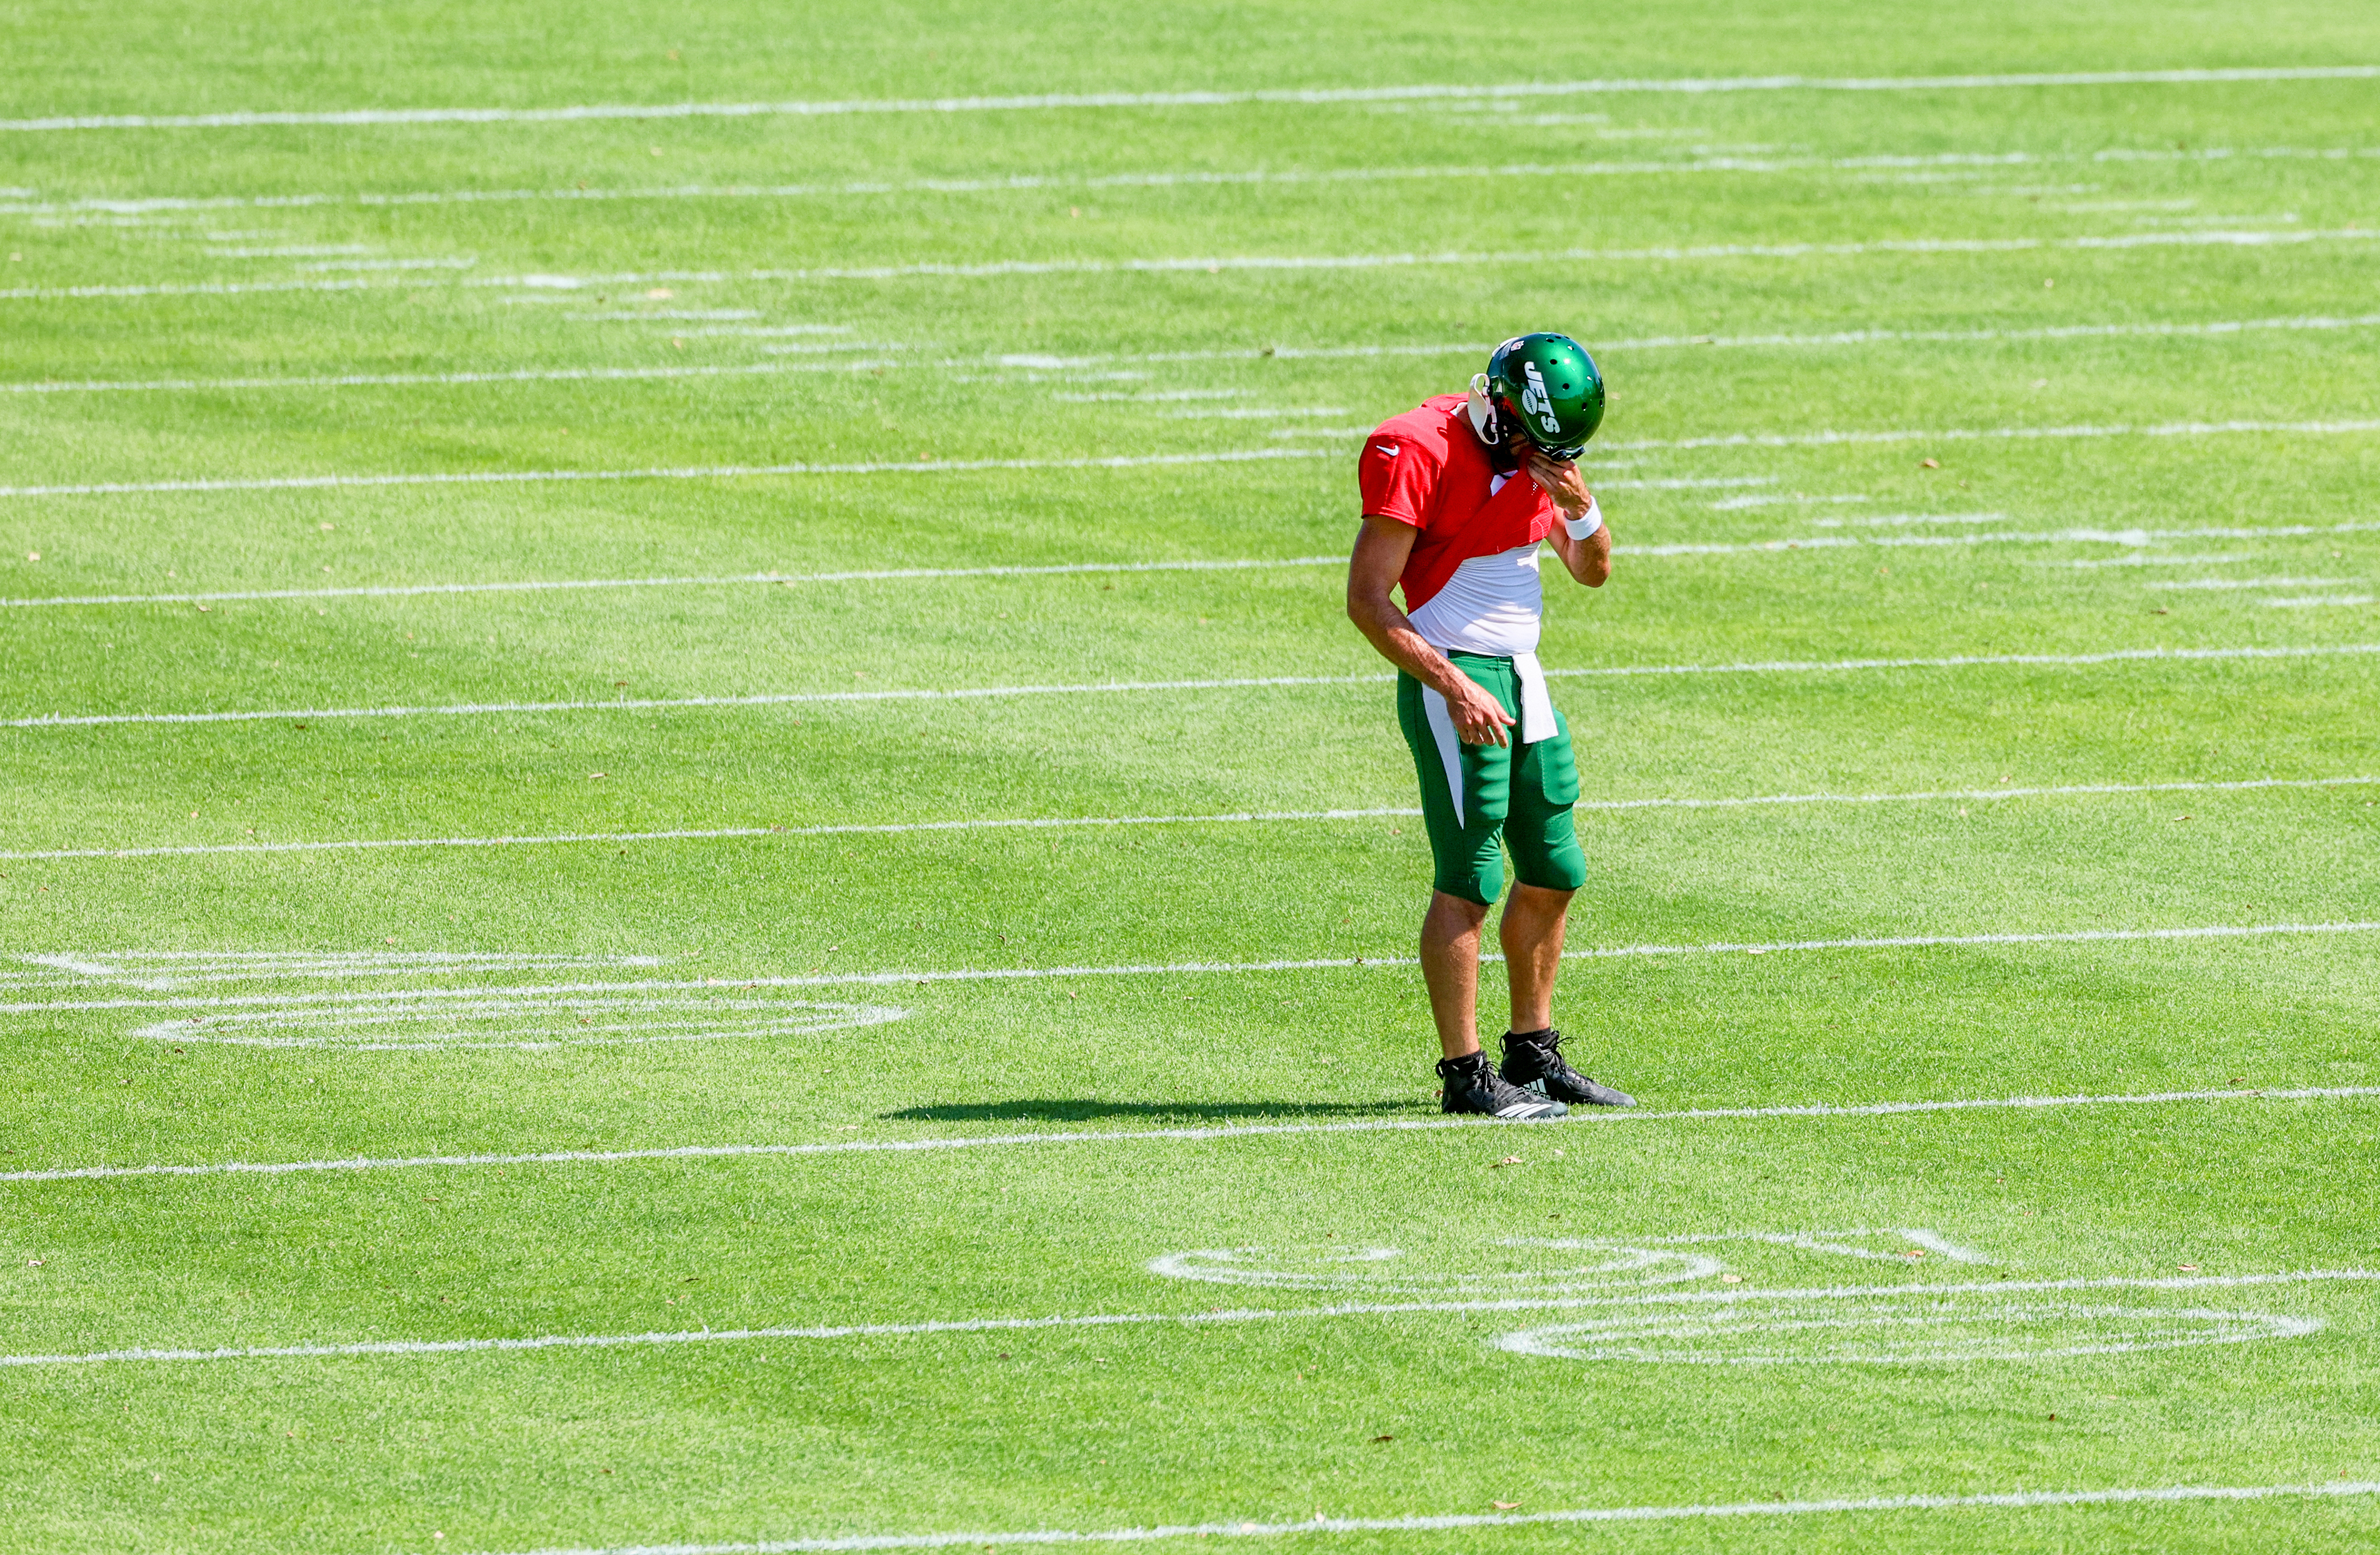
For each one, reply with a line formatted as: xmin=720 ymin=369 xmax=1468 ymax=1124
xmin=8 ymin=1085 xmax=2378 ymax=1185
xmin=9 ymin=66 xmax=2377 ymax=132
xmin=1810 ymin=511 xmax=2008 ymax=528
xmin=0 ymin=446 xmax=1332 ymax=499
xmin=1146 ymin=1244 xmax=1727 ymax=1293
xmin=13 ymin=310 xmax=2380 ymax=395
xmin=3 ymin=1267 xmax=2373 ymax=1370
xmin=1599 ymin=416 xmax=2380 ymax=452
xmin=2 ymin=774 xmax=2373 ymax=866
xmin=1052 ymin=388 xmax=1249 ymax=402
xmin=21 ymin=410 xmax=2363 ymax=501
xmin=457 ymin=227 xmax=2380 ymax=286
xmin=1017 ymin=309 xmax=2380 ymax=366
xmin=1612 ymin=1228 xmax=1992 ymax=1264
xmin=0 ymin=553 xmax=1353 ymax=609
xmin=2268 ymin=594 xmax=2376 ymax=608
xmin=2064 ymin=553 xmax=2256 ymax=568
xmin=666 ymin=327 xmax=876 ymax=339
xmin=1635 ymin=519 xmax=2380 ymax=557
xmin=128 ymin=995 xmax=905 ymax=1051
xmin=384 ymin=1480 xmax=2380 ymax=1553
xmin=1167 ymin=406 xmax=1348 ymax=419
xmin=0 ymin=275 xmax=403 ymax=300
xmin=1709 ymin=494 xmax=1871 ymax=510
xmin=12 ymin=229 xmax=2377 ymax=308
xmin=295 ymin=256 xmax=475 ymax=272
xmin=0 ymin=361 xmax=905 ymax=394
xmin=11 ymin=948 xmax=665 ymax=988
xmin=12 ymin=643 xmax=2380 ymax=733
xmin=565 ymin=309 xmax=771 ymax=320
xmin=2147 ymin=576 xmax=2357 ymax=590
xmin=752 ymin=339 xmax=910 ymax=355
xmin=1857 ymin=520 xmax=2380 ymax=550
xmin=0 ymin=511 xmax=2359 ymax=612
xmin=9 ymin=922 xmax=2380 ymax=1019
xmin=1497 ymin=1301 xmax=2321 ymax=1365
xmin=202 ymin=243 xmax=377 ymax=258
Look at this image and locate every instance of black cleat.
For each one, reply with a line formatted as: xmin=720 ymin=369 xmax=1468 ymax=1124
xmin=1500 ymin=1028 xmax=1635 ymax=1108
xmin=1438 ymin=1054 xmax=1568 ymax=1120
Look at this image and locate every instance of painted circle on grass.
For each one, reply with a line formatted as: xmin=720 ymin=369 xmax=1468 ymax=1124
xmin=1497 ymin=1299 xmax=2322 ymax=1365
xmin=1149 ymin=1239 xmax=1722 ymax=1293
xmin=132 ymin=992 xmax=908 ymax=1050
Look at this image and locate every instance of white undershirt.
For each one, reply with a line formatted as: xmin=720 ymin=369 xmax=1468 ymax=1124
xmin=1403 ymin=473 xmax=1602 ymax=746
xmin=1408 ymin=473 xmax=1583 ymax=657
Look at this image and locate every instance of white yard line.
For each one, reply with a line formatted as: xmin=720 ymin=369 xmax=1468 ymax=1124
xmin=6 ymin=416 xmax=2379 ymax=502
xmin=4 ymin=227 xmax=2369 ymax=306
xmin=1 ymin=776 xmax=2370 ymax=865
xmin=2 ymin=919 xmax=2372 ymax=1022
xmin=457 ymin=1478 xmax=2380 ymax=1553
xmin=10 ymin=514 xmax=2373 ymax=610
xmin=7 ymin=643 xmax=2377 ymax=731
xmin=0 ymin=555 xmax=1353 ymax=608
xmin=1 ymin=1267 xmax=2371 ymax=1368
xmin=5 ymin=1084 xmax=2375 ymax=1185
xmin=16 ymin=312 xmax=2380 ymax=396
xmin=1 ymin=922 xmax=2373 ymax=1016
xmin=2064 ymin=553 xmax=2256 ymax=568
xmin=1602 ymin=418 xmax=2380 ymax=452
xmin=7 ymin=66 xmax=2375 ymax=132
xmin=0 ymin=447 xmax=1331 ymax=499
xmin=482 ymin=228 xmax=2376 ymax=285
xmin=0 ymin=361 xmax=893 ymax=393
xmin=5 ymin=149 xmax=2374 ymax=217
xmin=2147 ymin=577 xmax=2358 ymax=590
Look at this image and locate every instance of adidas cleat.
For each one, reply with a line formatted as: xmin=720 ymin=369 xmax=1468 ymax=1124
xmin=1500 ymin=1027 xmax=1635 ymax=1108
xmin=1437 ymin=1055 xmax=1568 ymax=1120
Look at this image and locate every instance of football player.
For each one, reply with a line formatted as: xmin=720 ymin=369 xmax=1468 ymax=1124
xmin=1345 ymin=333 xmax=1635 ymax=1119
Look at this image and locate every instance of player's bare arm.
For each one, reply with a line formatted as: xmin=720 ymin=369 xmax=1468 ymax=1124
xmin=1526 ymin=449 xmax=1614 ymax=587
xmin=1347 ymin=518 xmax=1518 ymax=747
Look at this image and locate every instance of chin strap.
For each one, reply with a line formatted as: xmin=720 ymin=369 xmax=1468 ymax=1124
xmin=1465 ymin=372 xmax=1501 ymax=446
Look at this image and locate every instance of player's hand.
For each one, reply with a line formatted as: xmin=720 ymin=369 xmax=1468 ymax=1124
xmin=1447 ymin=673 xmax=1516 ymax=747
xmin=1523 ymin=447 xmax=1592 ymax=521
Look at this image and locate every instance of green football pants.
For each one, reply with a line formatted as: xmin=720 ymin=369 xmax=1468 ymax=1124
xmin=1396 ymin=653 xmax=1589 ymax=907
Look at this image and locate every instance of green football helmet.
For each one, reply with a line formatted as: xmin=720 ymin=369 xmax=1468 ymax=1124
xmin=1474 ymin=332 xmax=1605 ymax=461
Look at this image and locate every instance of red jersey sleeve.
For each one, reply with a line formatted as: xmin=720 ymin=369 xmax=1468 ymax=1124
xmin=1358 ymin=427 xmax=1440 ymax=528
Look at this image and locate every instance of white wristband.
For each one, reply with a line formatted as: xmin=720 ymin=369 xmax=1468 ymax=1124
xmin=1563 ymin=495 xmax=1603 ymax=540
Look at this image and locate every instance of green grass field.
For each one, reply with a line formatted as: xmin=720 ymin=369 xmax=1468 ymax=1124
xmin=4 ymin=3 xmax=2379 ymax=1551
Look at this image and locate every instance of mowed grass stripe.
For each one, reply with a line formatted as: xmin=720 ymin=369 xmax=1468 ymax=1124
xmin=453 ymin=1478 xmax=2380 ymax=1553
xmin=9 ymin=1085 xmax=2378 ymax=1184
xmin=9 ymin=62 xmax=2377 ymax=132
xmin=8 ymin=1268 xmax=2378 ymax=1370
xmin=13 ymin=313 xmax=2380 ymax=396
xmin=9 ymin=921 xmax=2373 ymax=1008
xmin=11 ymin=644 xmax=2377 ymax=729
xmin=3 ymin=777 xmax=2372 ymax=864
xmin=8 ymin=419 xmax=2377 ymax=499
xmin=11 ymin=517 xmax=2376 ymax=609
xmin=7 ymin=223 xmax=2372 ymax=304
xmin=7 ymin=143 xmax=2375 ymax=216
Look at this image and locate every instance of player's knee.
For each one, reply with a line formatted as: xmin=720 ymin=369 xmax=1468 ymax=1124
xmin=1434 ymin=853 xmax=1505 ymax=908
xmin=1514 ymin=840 xmax=1588 ymax=895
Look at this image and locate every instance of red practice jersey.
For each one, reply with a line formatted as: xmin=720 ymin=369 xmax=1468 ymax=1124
xmin=1357 ymin=394 xmax=1559 ymax=612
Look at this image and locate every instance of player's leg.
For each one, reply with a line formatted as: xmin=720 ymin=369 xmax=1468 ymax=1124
xmin=1500 ymin=882 xmax=1573 ymax=1034
xmin=1419 ymin=889 xmax=1490 ymax=1059
xmin=1397 ymin=662 xmax=1565 ymax=1120
xmin=1497 ymin=710 xmax=1635 ymax=1108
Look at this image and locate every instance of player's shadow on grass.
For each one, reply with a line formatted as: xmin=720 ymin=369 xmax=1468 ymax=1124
xmin=882 ymin=1099 xmax=1418 ymax=1122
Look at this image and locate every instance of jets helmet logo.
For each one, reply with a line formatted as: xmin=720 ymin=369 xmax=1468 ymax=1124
xmin=1519 ymin=361 xmax=1563 ymax=436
